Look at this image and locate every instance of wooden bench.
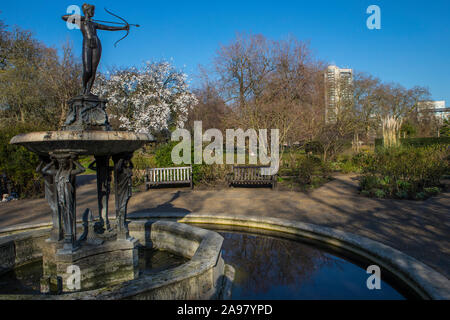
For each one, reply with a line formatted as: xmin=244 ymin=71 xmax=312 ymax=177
xmin=145 ymin=165 xmax=193 ymax=190
xmin=227 ymin=165 xmax=278 ymax=190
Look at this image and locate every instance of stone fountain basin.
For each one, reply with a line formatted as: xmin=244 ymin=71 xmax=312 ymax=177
xmin=10 ymin=131 xmax=155 ymax=156
xmin=0 ymin=221 xmax=234 ymax=300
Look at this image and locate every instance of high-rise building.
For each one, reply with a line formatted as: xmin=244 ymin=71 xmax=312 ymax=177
xmin=324 ymin=65 xmax=353 ymax=123
xmin=417 ymin=100 xmax=449 ymax=122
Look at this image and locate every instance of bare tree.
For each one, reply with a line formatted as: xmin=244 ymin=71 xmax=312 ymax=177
xmin=186 ymin=83 xmax=229 ymax=133
xmin=213 ymin=34 xmax=325 ymax=157
xmin=0 ymin=24 xmax=81 ymax=128
xmin=214 ymin=33 xmax=274 ymax=111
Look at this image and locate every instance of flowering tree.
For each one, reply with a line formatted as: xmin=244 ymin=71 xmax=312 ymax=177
xmin=94 ymin=61 xmax=197 ymax=134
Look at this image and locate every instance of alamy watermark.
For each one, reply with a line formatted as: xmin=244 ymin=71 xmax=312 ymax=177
xmin=366 ymin=5 xmax=381 ymax=30
xmin=366 ymin=265 xmax=381 ymax=290
xmin=66 ymin=5 xmax=81 ymax=30
xmin=66 ymin=265 xmax=81 ymax=290
xmin=171 ymin=121 xmax=280 ymax=175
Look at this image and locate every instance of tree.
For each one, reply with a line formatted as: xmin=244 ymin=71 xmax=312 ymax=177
xmin=352 ymin=72 xmax=381 ymax=142
xmin=94 ymin=61 xmax=198 ymax=135
xmin=0 ymin=21 xmax=81 ymax=128
xmin=186 ymin=83 xmax=229 ymax=133
xmin=400 ymin=120 xmax=417 ymax=138
xmin=41 ymin=41 xmax=82 ymax=126
xmin=440 ymin=119 xmax=450 ymax=137
xmin=212 ymin=34 xmax=325 ymax=157
xmin=214 ymin=33 xmax=274 ymax=110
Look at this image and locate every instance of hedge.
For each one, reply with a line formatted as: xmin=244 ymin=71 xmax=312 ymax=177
xmin=375 ymin=137 xmax=450 ymax=148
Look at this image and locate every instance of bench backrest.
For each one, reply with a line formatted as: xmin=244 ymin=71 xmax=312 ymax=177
xmin=147 ymin=166 xmax=192 ymax=183
xmin=232 ymin=166 xmax=273 ymax=181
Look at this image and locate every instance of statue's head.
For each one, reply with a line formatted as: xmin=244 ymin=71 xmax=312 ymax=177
xmin=82 ymin=3 xmax=95 ymax=18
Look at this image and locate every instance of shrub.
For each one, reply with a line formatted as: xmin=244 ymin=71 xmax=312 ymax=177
xmin=359 ymin=145 xmax=449 ymax=199
xmin=304 ymin=141 xmax=324 ymax=155
xmin=0 ymin=123 xmax=49 ymax=198
xmin=375 ymin=137 xmax=450 ymax=148
xmin=154 ymin=141 xmax=180 ymax=167
xmin=131 ymin=151 xmax=156 ymax=186
xmin=331 ymin=151 xmax=372 ymax=174
xmin=297 ymin=155 xmax=331 ymax=185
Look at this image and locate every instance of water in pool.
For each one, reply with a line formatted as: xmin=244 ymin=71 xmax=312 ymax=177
xmin=218 ymin=231 xmax=406 ymax=300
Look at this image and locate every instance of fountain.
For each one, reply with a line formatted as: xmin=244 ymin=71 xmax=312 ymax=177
xmin=1 ymin=4 xmax=448 ymax=301
xmin=3 ymin=4 xmax=234 ymax=299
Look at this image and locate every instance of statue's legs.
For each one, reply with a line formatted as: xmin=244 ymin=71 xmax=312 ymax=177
xmin=84 ymin=44 xmax=101 ymax=95
xmin=61 ymin=202 xmax=74 ymax=251
xmin=50 ymin=202 xmax=63 ymax=241
xmin=82 ymin=45 xmax=93 ymax=95
xmin=95 ymin=155 xmax=112 ymax=231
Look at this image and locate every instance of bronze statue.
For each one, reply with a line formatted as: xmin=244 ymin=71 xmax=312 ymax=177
xmin=37 ymin=157 xmax=63 ymax=242
xmin=113 ymin=153 xmax=134 ymax=240
xmin=44 ymin=154 xmax=85 ymax=251
xmin=88 ymin=156 xmax=113 ymax=233
xmin=62 ymin=4 xmax=137 ymax=96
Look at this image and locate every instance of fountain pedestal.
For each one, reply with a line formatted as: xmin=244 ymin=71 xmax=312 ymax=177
xmin=63 ymin=95 xmax=111 ymax=131
xmin=41 ymin=237 xmax=139 ymax=293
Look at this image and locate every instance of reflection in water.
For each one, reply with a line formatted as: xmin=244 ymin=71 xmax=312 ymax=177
xmin=138 ymin=248 xmax=188 ymax=276
xmin=219 ymin=232 xmax=405 ymax=300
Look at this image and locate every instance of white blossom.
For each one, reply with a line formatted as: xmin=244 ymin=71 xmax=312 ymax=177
xmin=94 ymin=61 xmax=198 ymax=134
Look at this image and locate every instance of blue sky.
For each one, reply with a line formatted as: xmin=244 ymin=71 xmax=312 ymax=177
xmin=1 ymin=0 xmax=449 ymax=103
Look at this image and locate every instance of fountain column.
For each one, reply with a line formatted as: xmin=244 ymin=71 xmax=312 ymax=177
xmin=89 ymin=156 xmax=113 ymax=233
xmin=37 ymin=156 xmax=63 ymax=242
xmin=51 ymin=152 xmax=85 ymax=253
xmin=113 ymin=152 xmax=134 ymax=240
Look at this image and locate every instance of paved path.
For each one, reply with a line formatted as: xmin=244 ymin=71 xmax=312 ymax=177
xmin=0 ymin=174 xmax=449 ymax=278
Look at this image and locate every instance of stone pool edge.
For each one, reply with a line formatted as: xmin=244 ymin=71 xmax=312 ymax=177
xmin=127 ymin=211 xmax=450 ymax=300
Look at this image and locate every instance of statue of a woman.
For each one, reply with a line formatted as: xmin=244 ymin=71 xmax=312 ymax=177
xmin=38 ymin=157 xmax=62 ymax=241
xmin=46 ymin=154 xmax=85 ymax=251
xmin=62 ymin=3 xmax=129 ymax=96
xmin=88 ymin=156 xmax=113 ymax=232
xmin=113 ymin=153 xmax=133 ymax=239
